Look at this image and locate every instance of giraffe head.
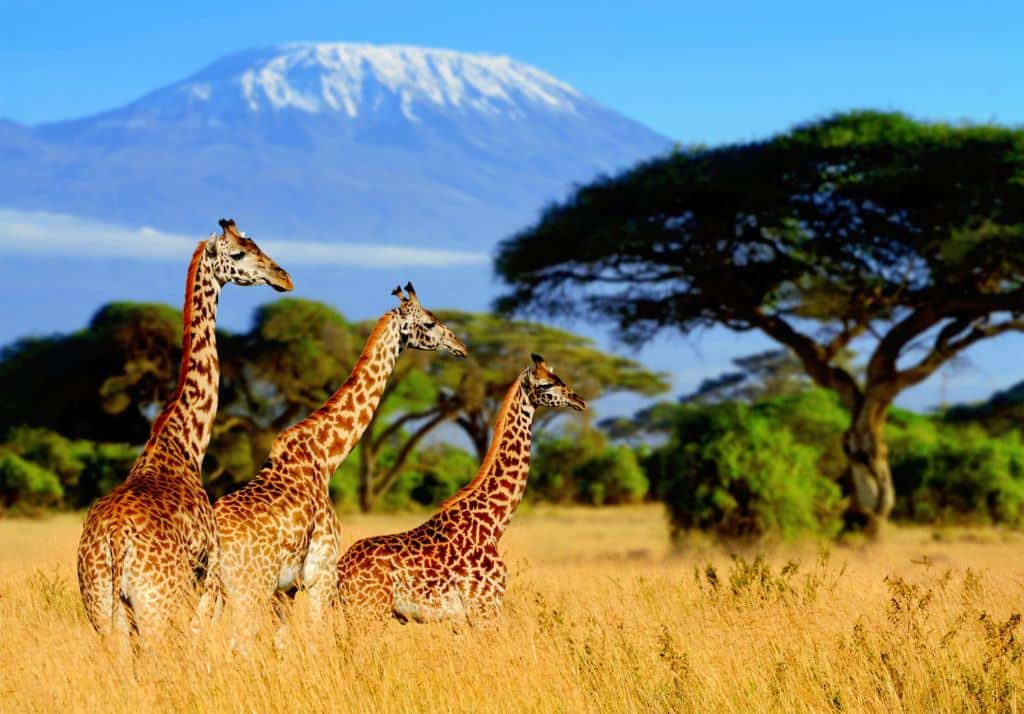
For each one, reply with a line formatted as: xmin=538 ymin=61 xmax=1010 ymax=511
xmin=524 ymin=354 xmax=587 ymax=411
xmin=205 ymin=218 xmax=294 ymax=292
xmin=392 ymin=282 xmax=468 ymax=358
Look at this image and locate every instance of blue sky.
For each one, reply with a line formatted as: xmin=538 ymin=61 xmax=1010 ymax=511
xmin=3 ymin=0 xmax=1024 ymax=410
xmin=4 ymin=1 xmax=1023 ymax=143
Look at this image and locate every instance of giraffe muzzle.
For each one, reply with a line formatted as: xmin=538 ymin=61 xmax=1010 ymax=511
xmin=268 ymin=268 xmax=294 ymax=292
xmin=446 ymin=336 xmax=468 ymax=358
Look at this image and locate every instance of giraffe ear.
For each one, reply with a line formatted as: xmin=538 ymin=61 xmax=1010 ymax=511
xmin=531 ymin=353 xmax=545 ymax=367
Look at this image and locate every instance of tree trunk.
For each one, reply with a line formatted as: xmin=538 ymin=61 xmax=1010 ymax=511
xmin=842 ymin=396 xmax=895 ymax=535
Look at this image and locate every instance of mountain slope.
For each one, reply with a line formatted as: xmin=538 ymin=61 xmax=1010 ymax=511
xmin=1 ymin=43 xmax=671 ymax=250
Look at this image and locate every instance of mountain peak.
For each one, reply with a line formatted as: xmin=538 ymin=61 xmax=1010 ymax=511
xmin=8 ymin=40 xmax=670 ymax=261
xmin=161 ymin=42 xmax=585 ymax=123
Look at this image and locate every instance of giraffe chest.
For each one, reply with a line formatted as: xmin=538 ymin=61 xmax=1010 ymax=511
xmin=273 ymin=521 xmax=313 ymax=590
xmin=274 ymin=500 xmax=338 ymax=591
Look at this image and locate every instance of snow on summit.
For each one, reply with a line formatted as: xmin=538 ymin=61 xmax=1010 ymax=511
xmin=176 ymin=42 xmax=583 ymax=121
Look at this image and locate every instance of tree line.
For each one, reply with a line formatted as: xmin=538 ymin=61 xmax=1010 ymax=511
xmin=0 ymin=299 xmax=666 ymax=513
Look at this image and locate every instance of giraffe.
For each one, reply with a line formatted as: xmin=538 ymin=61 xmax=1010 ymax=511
xmin=336 ymin=353 xmax=586 ymax=623
xmin=76 ymin=219 xmax=293 ymax=644
xmin=207 ymin=283 xmax=467 ymax=636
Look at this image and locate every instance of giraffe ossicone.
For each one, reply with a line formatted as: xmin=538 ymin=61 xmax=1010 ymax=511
xmin=336 ymin=354 xmax=586 ymax=623
xmin=76 ymin=219 xmax=291 ymax=645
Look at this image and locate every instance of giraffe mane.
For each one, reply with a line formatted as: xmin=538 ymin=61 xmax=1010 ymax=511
xmin=272 ymin=309 xmax=397 ymax=450
xmin=147 ymin=240 xmax=207 ymax=442
xmin=334 ymin=311 xmax=395 ymax=395
xmin=438 ymin=372 xmax=526 ymax=511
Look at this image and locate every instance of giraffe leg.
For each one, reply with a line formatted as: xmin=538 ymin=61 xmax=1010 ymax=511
xmin=127 ymin=583 xmax=176 ymax=645
xmin=299 ymin=508 xmax=341 ymax=622
xmin=465 ymin=557 xmax=508 ymax=625
xmin=77 ymin=531 xmax=114 ymax=636
xmin=192 ymin=542 xmax=223 ymax=637
xmin=220 ymin=565 xmax=280 ymax=649
xmin=305 ymin=569 xmax=338 ymax=623
xmin=124 ymin=543 xmax=195 ymax=646
xmin=339 ymin=558 xmax=394 ymax=623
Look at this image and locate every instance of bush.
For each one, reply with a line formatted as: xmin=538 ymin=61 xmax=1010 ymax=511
xmin=404 ymin=444 xmax=477 ymax=507
xmin=758 ymin=389 xmax=848 ymax=483
xmin=892 ymin=425 xmax=1024 ymax=525
xmin=532 ymin=429 xmax=648 ymax=505
xmin=651 ymin=403 xmax=843 ymax=539
xmin=0 ymin=427 xmax=137 ymax=509
xmin=0 ymin=453 xmax=63 ymax=511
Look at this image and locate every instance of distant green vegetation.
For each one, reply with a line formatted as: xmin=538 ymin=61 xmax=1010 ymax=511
xmin=0 ymin=299 xmax=665 ymax=516
xmin=0 ymin=427 xmax=137 ymax=514
xmin=626 ymin=388 xmax=1024 ymax=538
xmin=2 ymin=299 xmax=1023 ymax=534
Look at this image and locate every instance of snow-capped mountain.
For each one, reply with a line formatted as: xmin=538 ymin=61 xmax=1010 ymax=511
xmin=101 ymin=43 xmax=584 ymax=124
xmin=0 ymin=42 xmax=670 ymax=344
xmin=3 ymin=43 xmax=670 ymax=249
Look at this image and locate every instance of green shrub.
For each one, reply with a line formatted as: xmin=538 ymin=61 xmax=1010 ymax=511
xmin=0 ymin=427 xmax=137 ymax=509
xmin=72 ymin=441 xmax=138 ymax=507
xmin=652 ymin=403 xmax=843 ymax=538
xmin=0 ymin=452 xmax=63 ymax=510
xmin=330 ymin=443 xmax=477 ymax=512
xmin=898 ymin=427 xmax=1024 ymax=525
xmin=757 ymin=389 xmax=848 ymax=483
xmin=404 ymin=444 xmax=477 ymax=507
xmin=532 ymin=430 xmax=648 ymax=505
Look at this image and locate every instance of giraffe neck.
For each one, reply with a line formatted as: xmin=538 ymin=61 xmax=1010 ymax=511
xmin=440 ymin=373 xmax=535 ymax=542
xmin=141 ymin=240 xmax=222 ymax=475
xmin=272 ymin=310 xmax=402 ymax=487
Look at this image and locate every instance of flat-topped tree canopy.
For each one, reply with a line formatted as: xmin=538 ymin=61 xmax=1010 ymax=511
xmin=496 ymin=110 xmax=1024 ymax=531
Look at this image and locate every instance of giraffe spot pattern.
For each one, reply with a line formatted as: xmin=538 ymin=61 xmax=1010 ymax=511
xmin=77 ymin=224 xmax=292 ymax=644
xmin=210 ymin=299 xmax=465 ymax=639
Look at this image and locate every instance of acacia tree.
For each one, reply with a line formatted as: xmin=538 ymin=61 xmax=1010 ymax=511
xmin=495 ymin=111 xmax=1024 ymax=531
xmin=354 ymin=309 xmax=668 ymax=510
xmin=0 ymin=302 xmax=184 ymax=443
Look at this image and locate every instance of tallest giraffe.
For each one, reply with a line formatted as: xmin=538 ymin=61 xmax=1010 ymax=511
xmin=77 ymin=219 xmax=293 ymax=643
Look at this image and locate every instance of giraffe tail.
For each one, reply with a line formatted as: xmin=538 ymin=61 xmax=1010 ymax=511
xmin=108 ymin=523 xmax=133 ymax=627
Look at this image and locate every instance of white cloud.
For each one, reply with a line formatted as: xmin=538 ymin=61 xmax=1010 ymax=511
xmin=0 ymin=209 xmax=488 ymax=268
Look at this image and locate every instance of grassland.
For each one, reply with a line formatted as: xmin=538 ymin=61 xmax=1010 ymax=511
xmin=1 ymin=505 xmax=1022 ymax=713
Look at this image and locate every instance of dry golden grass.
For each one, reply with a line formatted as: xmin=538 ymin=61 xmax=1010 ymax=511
xmin=1 ymin=505 xmax=1023 ymax=713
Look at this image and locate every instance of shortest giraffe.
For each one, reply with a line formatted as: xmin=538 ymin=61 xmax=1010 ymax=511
xmin=337 ymin=354 xmax=586 ymax=623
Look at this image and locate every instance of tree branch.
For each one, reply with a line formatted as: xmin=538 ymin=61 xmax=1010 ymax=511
xmin=824 ymin=316 xmax=869 ymax=361
xmin=749 ymin=309 xmax=863 ymax=410
xmin=888 ymin=316 xmax=1024 ymax=392
xmin=865 ymin=306 xmax=942 ymax=386
xmin=374 ymin=405 xmax=447 ymax=447
xmin=368 ymin=410 xmax=455 ymax=505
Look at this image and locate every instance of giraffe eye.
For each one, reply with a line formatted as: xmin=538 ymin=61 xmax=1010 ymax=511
xmin=538 ymin=383 xmax=554 ymax=391
xmin=423 ymin=321 xmax=436 ymax=329
xmin=229 ymin=251 xmax=246 ymax=260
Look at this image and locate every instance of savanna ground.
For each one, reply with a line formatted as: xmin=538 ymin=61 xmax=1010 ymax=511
xmin=1 ymin=505 xmax=1022 ymax=713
